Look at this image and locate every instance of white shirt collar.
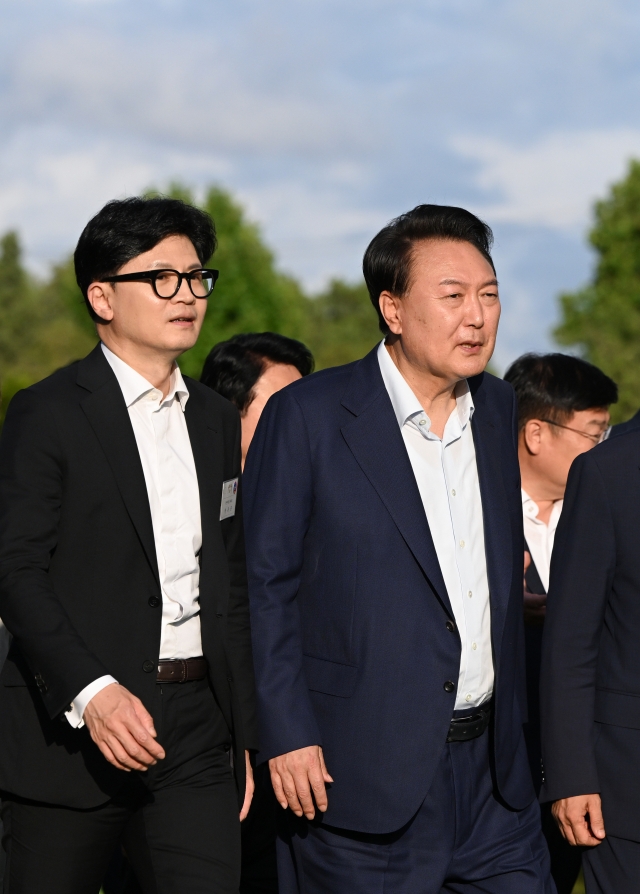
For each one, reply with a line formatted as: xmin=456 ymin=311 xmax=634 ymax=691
xmin=522 ymin=489 xmax=563 ymax=529
xmin=101 ymin=343 xmax=189 ymax=411
xmin=376 ymin=340 xmax=474 ymax=434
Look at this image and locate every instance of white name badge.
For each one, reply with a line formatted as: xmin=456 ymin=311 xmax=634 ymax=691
xmin=220 ymin=477 xmax=239 ymax=521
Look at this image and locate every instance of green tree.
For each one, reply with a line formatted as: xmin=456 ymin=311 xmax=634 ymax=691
xmin=306 ymin=278 xmax=381 ymax=369
xmin=555 ymin=159 xmax=640 ymax=423
xmin=148 ymin=184 xmax=309 ymax=379
xmin=0 ymin=233 xmax=96 ymax=425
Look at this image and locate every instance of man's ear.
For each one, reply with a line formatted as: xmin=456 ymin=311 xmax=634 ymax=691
xmin=523 ymin=419 xmax=543 ymax=456
xmin=86 ymin=282 xmax=115 ymax=323
xmin=379 ymin=291 xmax=403 ymax=335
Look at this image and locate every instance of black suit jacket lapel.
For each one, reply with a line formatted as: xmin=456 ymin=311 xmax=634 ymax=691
xmin=469 ymin=378 xmax=514 ymax=662
xmin=77 ymin=346 xmax=159 ymax=586
xmin=183 ymin=384 xmax=225 ymax=599
xmin=340 ymin=349 xmax=453 ymax=616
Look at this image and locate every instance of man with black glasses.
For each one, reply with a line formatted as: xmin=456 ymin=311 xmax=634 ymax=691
xmin=0 ymin=197 xmax=257 ymax=894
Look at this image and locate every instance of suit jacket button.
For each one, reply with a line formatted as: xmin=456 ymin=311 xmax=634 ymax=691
xmin=446 ymin=620 xmax=456 ymax=633
xmin=148 ymin=596 xmax=161 ymax=608
xmin=142 ymin=660 xmax=155 ymax=673
xmin=443 ymin=681 xmax=455 ymax=693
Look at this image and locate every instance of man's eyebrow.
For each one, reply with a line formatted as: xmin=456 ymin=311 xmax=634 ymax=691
xmin=148 ymin=261 xmax=202 ymax=270
xmin=438 ymin=277 xmax=499 ymax=288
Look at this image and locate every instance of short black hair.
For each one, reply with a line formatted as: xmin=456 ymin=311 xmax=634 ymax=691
xmin=74 ymin=196 xmax=216 ymax=323
xmin=503 ymin=353 xmax=618 ymax=430
xmin=363 ymin=204 xmax=495 ymax=334
xmin=200 ymin=332 xmax=314 ymax=413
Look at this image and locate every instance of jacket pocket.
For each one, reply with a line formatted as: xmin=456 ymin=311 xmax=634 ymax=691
xmin=594 ymin=689 xmax=640 ymax=730
xmin=302 ymin=654 xmax=358 ymax=698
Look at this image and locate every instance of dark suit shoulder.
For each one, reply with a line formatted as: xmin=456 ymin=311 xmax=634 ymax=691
xmin=587 ymin=427 xmax=640 ymax=471
xmin=610 ymin=409 xmax=640 ymax=439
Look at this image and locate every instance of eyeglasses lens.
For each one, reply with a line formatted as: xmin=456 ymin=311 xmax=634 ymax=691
xmin=190 ymin=271 xmax=214 ymax=297
xmin=154 ymin=271 xmax=180 ymax=298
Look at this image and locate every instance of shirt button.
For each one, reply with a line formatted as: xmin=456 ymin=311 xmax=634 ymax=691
xmin=459 ymin=540 xmax=465 ymax=548
xmin=468 ymin=590 xmax=473 ymax=598
xmin=472 ymin=642 xmax=477 ymax=650
xmin=419 ymin=419 xmax=427 ymax=426
xmin=451 ymin=489 xmax=456 ymax=496
xmin=465 ymin=693 xmax=472 ymax=702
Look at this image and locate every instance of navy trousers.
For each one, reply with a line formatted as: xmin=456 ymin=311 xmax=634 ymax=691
xmin=277 ymin=727 xmax=555 ymax=894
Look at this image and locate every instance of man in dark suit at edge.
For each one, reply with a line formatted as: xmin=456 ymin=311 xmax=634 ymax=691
xmin=244 ymin=205 xmax=554 ymax=892
xmin=0 ymin=197 xmax=257 ymax=894
xmin=503 ymin=352 xmax=616 ymax=894
xmin=540 ymin=413 xmax=640 ymax=887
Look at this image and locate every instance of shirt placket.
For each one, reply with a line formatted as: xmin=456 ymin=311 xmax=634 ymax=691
xmin=443 ymin=430 xmax=478 ymax=705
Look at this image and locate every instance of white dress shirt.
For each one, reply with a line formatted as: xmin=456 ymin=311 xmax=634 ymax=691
xmin=377 ymin=342 xmax=494 ymax=710
xmin=65 ymin=344 xmax=203 ymax=727
xmin=522 ymin=490 xmax=563 ymax=593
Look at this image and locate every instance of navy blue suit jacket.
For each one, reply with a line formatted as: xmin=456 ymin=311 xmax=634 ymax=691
xmin=609 ymin=408 xmax=640 ymax=439
xmin=540 ymin=429 xmax=640 ymax=840
xmin=243 ymin=347 xmax=535 ymax=834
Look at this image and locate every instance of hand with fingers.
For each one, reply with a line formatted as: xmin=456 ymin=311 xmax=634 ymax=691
xmin=523 ymin=551 xmax=546 ymax=625
xmin=83 ymin=682 xmax=166 ymax=772
xmin=552 ymin=793 xmax=606 ymax=846
xmin=269 ymin=745 xmax=333 ymax=819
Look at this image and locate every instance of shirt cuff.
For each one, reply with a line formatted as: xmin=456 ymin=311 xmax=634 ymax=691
xmin=65 ymin=675 xmax=118 ymax=728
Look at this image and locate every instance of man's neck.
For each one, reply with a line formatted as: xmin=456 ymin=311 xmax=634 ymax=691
xmin=520 ymin=464 xmax=562 ymax=526
xmin=385 ymin=340 xmax=459 ymax=439
xmin=99 ymin=333 xmax=177 ymax=398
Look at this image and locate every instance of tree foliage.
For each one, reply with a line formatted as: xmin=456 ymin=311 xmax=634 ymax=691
xmin=0 ymin=234 xmax=96 ymax=424
xmin=305 ymin=278 xmax=381 ymax=370
xmin=555 ymin=160 xmax=640 ymax=423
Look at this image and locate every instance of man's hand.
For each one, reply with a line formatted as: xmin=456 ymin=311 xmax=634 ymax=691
xmin=83 ymin=682 xmax=165 ymax=772
xmin=240 ymin=750 xmax=254 ymax=821
xmin=269 ymin=745 xmax=333 ymax=819
xmin=553 ymin=794 xmax=606 ymax=846
xmin=523 ymin=551 xmax=546 ymax=625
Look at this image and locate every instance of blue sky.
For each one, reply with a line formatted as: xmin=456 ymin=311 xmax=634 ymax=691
xmin=2 ymin=0 xmax=640 ymax=369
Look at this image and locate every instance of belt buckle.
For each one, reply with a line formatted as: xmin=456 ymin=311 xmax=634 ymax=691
xmin=177 ymin=659 xmax=187 ymax=683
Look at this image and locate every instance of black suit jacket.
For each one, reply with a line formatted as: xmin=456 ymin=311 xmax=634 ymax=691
xmin=540 ymin=430 xmax=640 ymax=839
xmin=0 ymin=345 xmax=257 ymax=808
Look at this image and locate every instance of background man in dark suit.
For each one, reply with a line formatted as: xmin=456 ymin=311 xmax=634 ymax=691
xmin=504 ymin=352 xmax=617 ymax=894
xmin=0 ymin=197 xmax=257 ymax=894
xmin=200 ymin=331 xmax=314 ymax=894
xmin=540 ymin=425 xmax=640 ymax=893
xmin=244 ymin=205 xmax=554 ymax=893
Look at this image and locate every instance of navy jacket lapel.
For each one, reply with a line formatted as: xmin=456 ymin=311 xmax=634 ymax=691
xmin=469 ymin=376 xmax=513 ymax=658
xmin=340 ymin=349 xmax=453 ymax=616
xmin=77 ymin=346 xmax=159 ymax=586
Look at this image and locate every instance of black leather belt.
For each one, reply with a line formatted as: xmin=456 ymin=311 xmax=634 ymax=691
xmin=446 ymin=700 xmax=493 ymax=743
xmin=156 ymin=658 xmax=208 ymax=683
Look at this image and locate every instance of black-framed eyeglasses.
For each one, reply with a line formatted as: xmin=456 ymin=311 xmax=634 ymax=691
xmin=101 ymin=268 xmax=219 ymax=299
xmin=539 ymin=418 xmax=611 ymax=444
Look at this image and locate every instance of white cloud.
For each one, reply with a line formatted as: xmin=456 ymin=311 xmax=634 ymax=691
xmin=453 ymin=129 xmax=640 ymax=229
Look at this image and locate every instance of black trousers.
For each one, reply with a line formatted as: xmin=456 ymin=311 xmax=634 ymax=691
xmin=582 ymin=835 xmax=640 ymax=894
xmin=1 ymin=678 xmax=240 ymax=894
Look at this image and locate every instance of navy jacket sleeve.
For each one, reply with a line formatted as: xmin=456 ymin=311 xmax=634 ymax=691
xmin=539 ymin=449 xmax=615 ymax=802
xmin=242 ymin=387 xmax=322 ymax=761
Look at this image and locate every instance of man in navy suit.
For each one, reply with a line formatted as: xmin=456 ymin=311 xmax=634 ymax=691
xmin=541 ymin=427 xmax=640 ymax=891
xmin=243 ymin=205 xmax=554 ymax=893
